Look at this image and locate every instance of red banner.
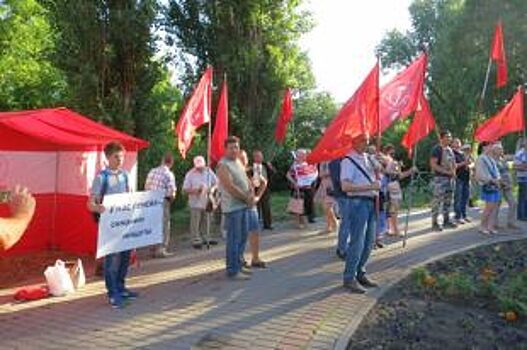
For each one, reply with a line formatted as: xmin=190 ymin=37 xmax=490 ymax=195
xmin=210 ymin=79 xmax=228 ymax=165
xmin=307 ymin=63 xmax=379 ymax=164
xmin=378 ymin=53 xmax=428 ymax=134
xmin=475 ymin=87 xmax=524 ymax=142
xmin=274 ymin=88 xmax=294 ymax=144
xmin=175 ymin=67 xmax=213 ymax=158
xmin=490 ymin=21 xmax=507 ymax=88
xmin=401 ymin=93 xmax=436 ymax=156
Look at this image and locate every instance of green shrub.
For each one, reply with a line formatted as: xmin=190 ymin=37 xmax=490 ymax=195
xmin=498 ymin=272 xmax=527 ymax=317
xmin=436 ymin=273 xmax=476 ymax=299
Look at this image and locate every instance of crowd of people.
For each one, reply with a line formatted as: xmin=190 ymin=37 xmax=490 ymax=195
xmin=277 ymin=132 xmax=526 ymax=293
xmin=2 ymin=131 xmax=526 ymax=307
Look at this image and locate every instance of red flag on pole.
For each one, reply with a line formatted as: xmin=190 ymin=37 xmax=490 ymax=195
xmin=401 ymin=93 xmax=436 ymax=156
xmin=490 ymin=21 xmax=507 ymax=88
xmin=210 ymin=79 xmax=228 ymax=165
xmin=306 ymin=63 xmax=379 ymax=164
xmin=175 ymin=67 xmax=213 ymax=158
xmin=378 ymin=53 xmax=428 ymax=134
xmin=474 ymin=86 xmax=524 ymax=142
xmin=274 ymin=88 xmax=294 ymax=144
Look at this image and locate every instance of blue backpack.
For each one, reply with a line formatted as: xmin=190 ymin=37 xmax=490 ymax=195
xmin=92 ymin=169 xmax=129 ymax=223
xmin=329 ymin=157 xmax=351 ymax=198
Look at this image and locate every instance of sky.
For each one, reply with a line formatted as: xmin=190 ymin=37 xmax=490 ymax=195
xmin=300 ymin=0 xmax=414 ymax=103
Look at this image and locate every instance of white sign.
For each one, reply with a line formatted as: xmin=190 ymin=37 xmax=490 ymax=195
xmin=96 ymin=191 xmax=165 ymax=258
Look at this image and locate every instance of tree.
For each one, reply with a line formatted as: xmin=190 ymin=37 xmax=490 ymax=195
xmin=41 ymin=0 xmax=183 ymax=189
xmin=165 ymin=0 xmax=316 ymax=153
xmin=42 ymin=0 xmax=162 ymax=135
xmin=376 ymin=0 xmax=527 ymax=161
xmin=0 ymin=0 xmax=66 ymax=110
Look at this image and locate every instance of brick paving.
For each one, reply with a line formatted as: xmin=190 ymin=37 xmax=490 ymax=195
xmin=0 ymin=209 xmax=525 ymax=350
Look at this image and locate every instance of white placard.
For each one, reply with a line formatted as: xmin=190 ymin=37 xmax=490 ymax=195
xmin=96 ymin=190 xmax=165 ymax=258
xmin=297 ymin=173 xmax=318 ymax=187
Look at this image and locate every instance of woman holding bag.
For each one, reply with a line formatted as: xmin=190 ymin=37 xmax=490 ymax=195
xmin=383 ymin=145 xmax=417 ymax=237
xmin=286 ymin=149 xmax=318 ymax=229
xmin=475 ymin=142 xmax=501 ymax=235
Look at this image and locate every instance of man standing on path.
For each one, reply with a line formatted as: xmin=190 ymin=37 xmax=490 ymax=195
xmin=183 ymin=156 xmax=218 ymax=249
xmin=452 ymin=139 xmax=472 ymax=225
xmin=341 ymin=135 xmax=380 ymax=294
xmin=430 ymin=131 xmax=458 ymax=231
xmin=514 ymin=138 xmax=527 ymax=221
xmin=144 ymin=152 xmax=177 ymax=258
xmin=252 ymin=150 xmax=275 ymax=230
xmin=217 ymin=136 xmax=254 ymax=280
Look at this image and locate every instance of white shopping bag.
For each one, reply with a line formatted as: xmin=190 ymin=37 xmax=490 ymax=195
xmin=68 ymin=258 xmax=86 ymax=290
xmin=44 ymin=259 xmax=75 ymax=296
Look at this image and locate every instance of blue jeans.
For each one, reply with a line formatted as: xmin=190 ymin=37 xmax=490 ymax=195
xmin=336 ymin=197 xmax=350 ymax=255
xmin=376 ymin=209 xmax=386 ymax=239
xmin=343 ymin=198 xmax=376 ymax=282
xmin=225 ymin=208 xmax=249 ymax=276
xmin=104 ymin=250 xmax=131 ymax=299
xmin=454 ymin=179 xmax=470 ymax=220
xmin=518 ymin=182 xmax=527 ymax=221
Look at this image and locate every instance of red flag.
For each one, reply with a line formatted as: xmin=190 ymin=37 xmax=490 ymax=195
xmin=401 ymin=93 xmax=436 ymax=156
xmin=378 ymin=53 xmax=428 ymax=134
xmin=474 ymin=86 xmax=525 ymax=142
xmin=306 ymin=63 xmax=379 ymax=164
xmin=274 ymin=88 xmax=294 ymax=143
xmin=210 ymin=79 xmax=228 ymax=164
xmin=175 ymin=67 xmax=213 ymax=158
xmin=490 ymin=21 xmax=507 ymax=88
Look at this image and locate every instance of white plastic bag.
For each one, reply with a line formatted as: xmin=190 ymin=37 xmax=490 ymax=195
xmin=68 ymin=258 xmax=86 ymax=290
xmin=44 ymin=259 xmax=75 ymax=296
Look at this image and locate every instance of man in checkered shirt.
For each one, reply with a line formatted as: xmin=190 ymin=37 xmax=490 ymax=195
xmin=144 ymin=152 xmax=177 ymax=258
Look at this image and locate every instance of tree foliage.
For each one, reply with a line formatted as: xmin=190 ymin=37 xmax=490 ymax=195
xmin=39 ymin=0 xmax=183 ymax=190
xmin=165 ymin=0 xmax=316 ymax=154
xmin=0 ymin=0 xmax=66 ymax=110
xmin=377 ymin=0 xmax=527 ymax=162
xmin=270 ymin=91 xmax=338 ymax=189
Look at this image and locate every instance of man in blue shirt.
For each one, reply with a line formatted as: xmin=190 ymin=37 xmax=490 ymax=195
xmin=340 ymin=134 xmax=380 ymax=294
xmin=514 ymin=138 xmax=527 ymax=221
xmin=88 ymin=141 xmax=138 ymax=309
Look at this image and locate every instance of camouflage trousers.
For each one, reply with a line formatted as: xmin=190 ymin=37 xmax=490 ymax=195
xmin=431 ymin=176 xmax=454 ymax=224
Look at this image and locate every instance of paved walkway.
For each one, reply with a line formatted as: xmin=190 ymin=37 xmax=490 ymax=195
xmin=0 ymin=210 xmax=525 ymax=350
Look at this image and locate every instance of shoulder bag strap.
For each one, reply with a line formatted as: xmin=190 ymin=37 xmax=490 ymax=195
xmin=348 ymin=157 xmax=374 ymax=184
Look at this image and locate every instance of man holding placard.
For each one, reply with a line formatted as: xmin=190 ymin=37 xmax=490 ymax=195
xmin=88 ymin=141 xmax=138 ymax=309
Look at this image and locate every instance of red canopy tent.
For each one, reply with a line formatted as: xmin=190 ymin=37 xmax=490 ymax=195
xmin=0 ymin=108 xmax=149 ymax=256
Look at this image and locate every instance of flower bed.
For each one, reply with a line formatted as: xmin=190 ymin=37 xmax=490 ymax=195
xmin=349 ymin=239 xmax=527 ymax=349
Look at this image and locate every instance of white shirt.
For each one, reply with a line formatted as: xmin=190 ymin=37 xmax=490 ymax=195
xmin=183 ymin=168 xmax=217 ymax=209
xmin=340 ymin=150 xmax=377 ymax=197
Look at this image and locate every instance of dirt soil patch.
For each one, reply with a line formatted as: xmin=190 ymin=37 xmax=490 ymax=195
xmin=350 ymin=239 xmax=527 ymax=350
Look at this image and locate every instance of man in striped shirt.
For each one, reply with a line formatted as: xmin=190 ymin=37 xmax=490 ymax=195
xmin=144 ymin=152 xmax=177 ymax=257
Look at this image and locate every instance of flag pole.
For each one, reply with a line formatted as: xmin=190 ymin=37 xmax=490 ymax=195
xmin=205 ymin=68 xmax=214 ymax=250
xmin=479 ymin=58 xmax=493 ymax=109
xmin=403 ymin=143 xmax=418 ymax=248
